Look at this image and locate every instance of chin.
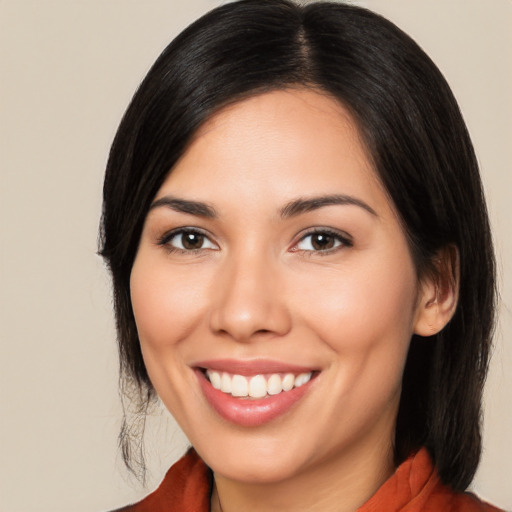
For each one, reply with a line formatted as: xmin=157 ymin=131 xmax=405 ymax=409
xmin=190 ymin=427 xmax=315 ymax=483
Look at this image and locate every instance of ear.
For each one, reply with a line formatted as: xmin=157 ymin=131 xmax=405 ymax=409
xmin=413 ymin=245 xmax=460 ymax=337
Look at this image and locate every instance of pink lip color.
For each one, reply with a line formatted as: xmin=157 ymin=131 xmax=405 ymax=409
xmin=194 ymin=364 xmax=317 ymax=427
xmin=194 ymin=358 xmax=316 ymax=376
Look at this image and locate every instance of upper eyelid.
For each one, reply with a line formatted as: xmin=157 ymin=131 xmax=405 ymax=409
xmin=158 ymin=226 xmax=216 ymax=245
xmin=295 ymin=227 xmax=353 ymax=243
xmin=288 ymin=228 xmax=353 ymax=255
xmin=161 ymin=226 xmax=210 ymax=237
xmin=156 ymin=225 xmax=352 ymax=249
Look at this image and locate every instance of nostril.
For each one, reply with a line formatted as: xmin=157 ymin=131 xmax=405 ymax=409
xmin=208 ymin=280 xmax=293 ymax=341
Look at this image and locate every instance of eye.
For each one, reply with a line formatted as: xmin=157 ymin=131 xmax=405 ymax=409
xmin=293 ymin=229 xmax=352 ymax=253
xmin=158 ymin=228 xmax=217 ymax=253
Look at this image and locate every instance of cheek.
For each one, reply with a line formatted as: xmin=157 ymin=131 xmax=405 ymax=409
xmin=129 ymin=256 xmax=209 ymax=352
xmin=294 ymin=253 xmax=418 ymax=364
xmin=293 ymin=256 xmax=418 ymax=430
xmin=129 ymin=255 xmax=212 ymax=424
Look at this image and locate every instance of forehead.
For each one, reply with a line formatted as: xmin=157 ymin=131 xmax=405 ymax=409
xmin=156 ymin=89 xmax=388 ymax=215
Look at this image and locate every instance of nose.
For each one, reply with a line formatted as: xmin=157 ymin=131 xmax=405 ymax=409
xmin=209 ymin=252 xmax=292 ymax=342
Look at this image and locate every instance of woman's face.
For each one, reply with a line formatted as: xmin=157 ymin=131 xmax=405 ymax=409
xmin=130 ymin=89 xmax=429 ymax=483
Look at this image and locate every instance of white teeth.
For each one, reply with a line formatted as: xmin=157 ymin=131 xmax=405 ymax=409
xmin=209 ymin=371 xmax=222 ymax=390
xmin=207 ymin=370 xmax=313 ymax=398
xmin=221 ymin=372 xmax=232 ymax=393
xmin=249 ymin=375 xmax=267 ymax=398
xmin=267 ymin=374 xmax=283 ymax=395
xmin=295 ymin=372 xmax=312 ymax=387
xmin=282 ymin=373 xmax=295 ymax=391
xmin=231 ymin=374 xmax=249 ymax=397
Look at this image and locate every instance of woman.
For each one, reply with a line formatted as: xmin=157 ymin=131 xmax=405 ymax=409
xmin=100 ymin=1 xmax=502 ymax=510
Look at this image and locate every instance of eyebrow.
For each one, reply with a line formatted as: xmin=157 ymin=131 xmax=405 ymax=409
xmin=280 ymin=194 xmax=377 ymax=218
xmin=149 ymin=193 xmax=377 ymax=220
xmin=149 ymin=196 xmax=218 ymax=218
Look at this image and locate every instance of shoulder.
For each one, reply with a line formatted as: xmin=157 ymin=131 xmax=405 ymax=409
xmin=427 ymin=485 xmax=504 ymax=512
xmin=109 ymin=448 xmax=212 ymax=512
xmin=360 ymin=448 xmax=505 ymax=512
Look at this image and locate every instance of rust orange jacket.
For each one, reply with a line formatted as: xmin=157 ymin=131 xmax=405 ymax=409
xmin=114 ymin=448 xmax=503 ymax=512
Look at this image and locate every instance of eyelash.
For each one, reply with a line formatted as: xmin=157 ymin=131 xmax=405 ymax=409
xmin=157 ymin=228 xmax=216 ymax=255
xmin=156 ymin=227 xmax=353 ymax=256
xmin=292 ymin=228 xmax=353 ymax=256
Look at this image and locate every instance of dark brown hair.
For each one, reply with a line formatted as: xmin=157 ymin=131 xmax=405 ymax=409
xmin=99 ymin=0 xmax=496 ymax=490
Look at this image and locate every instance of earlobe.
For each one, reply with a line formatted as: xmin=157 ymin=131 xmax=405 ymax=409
xmin=413 ymin=245 xmax=459 ymax=337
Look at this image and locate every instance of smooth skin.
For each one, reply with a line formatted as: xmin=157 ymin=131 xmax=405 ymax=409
xmin=130 ymin=89 xmax=458 ymax=512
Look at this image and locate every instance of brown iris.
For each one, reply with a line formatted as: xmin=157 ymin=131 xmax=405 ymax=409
xmin=310 ymin=233 xmax=336 ymax=250
xmin=181 ymin=231 xmax=205 ymax=250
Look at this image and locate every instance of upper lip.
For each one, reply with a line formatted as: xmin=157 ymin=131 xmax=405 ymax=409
xmin=194 ymin=358 xmax=318 ymax=376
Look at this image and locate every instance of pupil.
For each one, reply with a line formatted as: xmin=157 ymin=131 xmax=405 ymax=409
xmin=312 ymin=234 xmax=333 ymax=250
xmin=182 ymin=232 xmax=203 ymax=249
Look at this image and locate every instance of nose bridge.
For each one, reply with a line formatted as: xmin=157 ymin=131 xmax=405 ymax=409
xmin=209 ymin=243 xmax=290 ymax=341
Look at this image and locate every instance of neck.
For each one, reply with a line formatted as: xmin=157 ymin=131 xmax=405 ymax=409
xmin=211 ymin=440 xmax=395 ymax=512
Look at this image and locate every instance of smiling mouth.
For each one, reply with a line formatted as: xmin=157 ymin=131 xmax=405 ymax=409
xmin=204 ymin=369 xmax=314 ymax=399
xmin=195 ymin=363 xmax=319 ymax=426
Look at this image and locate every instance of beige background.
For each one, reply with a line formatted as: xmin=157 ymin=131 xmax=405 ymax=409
xmin=0 ymin=1 xmax=510 ymax=511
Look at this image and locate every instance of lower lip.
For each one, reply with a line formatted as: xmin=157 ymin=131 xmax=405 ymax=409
xmin=196 ymin=369 xmax=316 ymax=427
